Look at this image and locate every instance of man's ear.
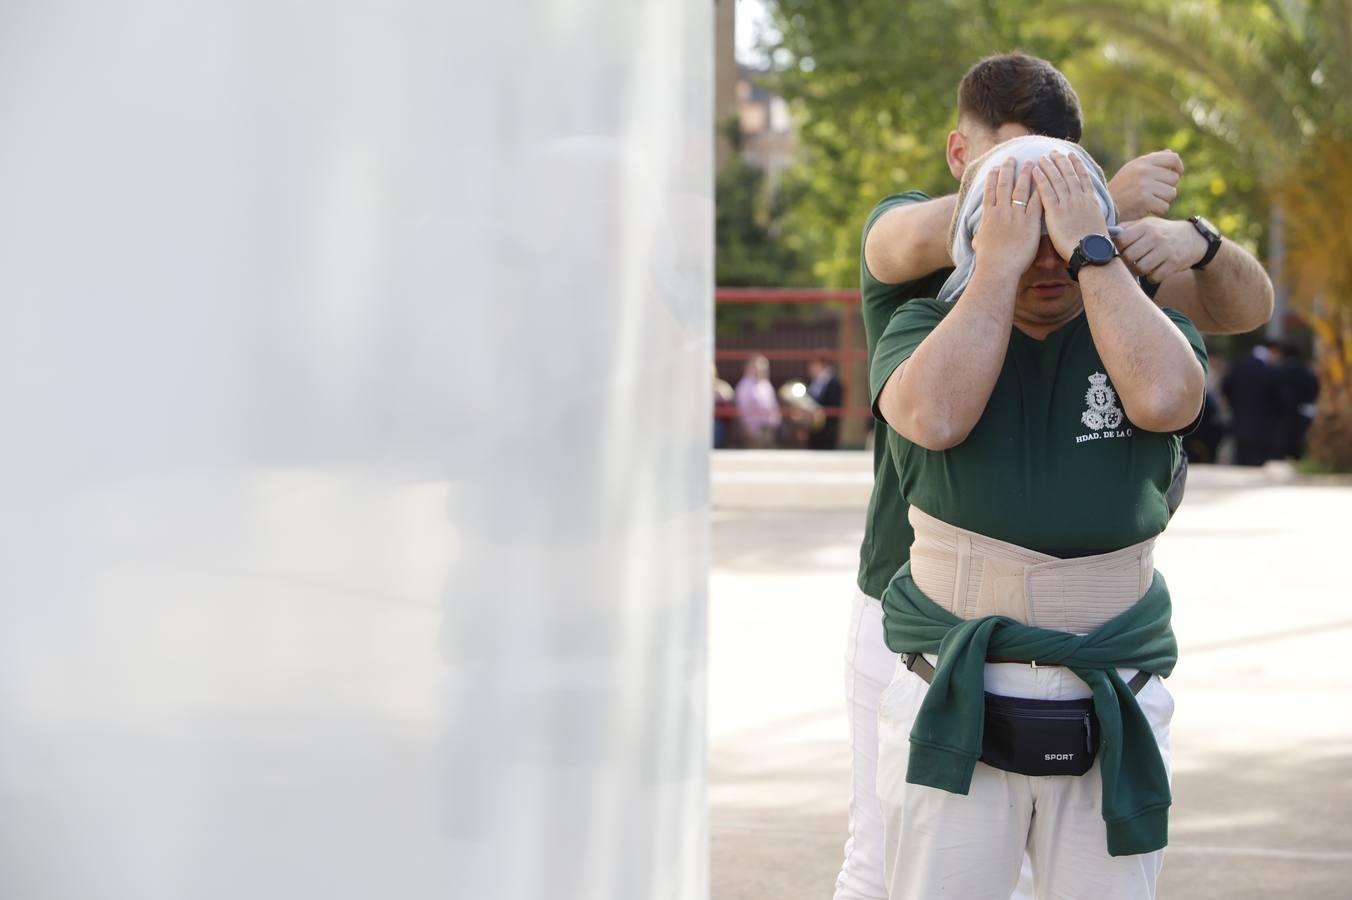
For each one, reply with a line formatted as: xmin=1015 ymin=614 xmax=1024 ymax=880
xmin=946 ymin=130 xmax=968 ymax=180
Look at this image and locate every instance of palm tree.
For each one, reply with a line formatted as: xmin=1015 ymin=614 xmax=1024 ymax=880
xmin=1050 ymin=0 xmax=1352 ymax=469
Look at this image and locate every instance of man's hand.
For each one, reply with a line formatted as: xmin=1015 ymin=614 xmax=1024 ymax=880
xmin=1108 ymin=150 xmax=1184 ymax=220
xmin=972 ymin=157 xmax=1042 ymax=276
xmin=1115 ymin=218 xmax=1211 ymax=283
xmin=1033 ymin=152 xmax=1109 ymax=260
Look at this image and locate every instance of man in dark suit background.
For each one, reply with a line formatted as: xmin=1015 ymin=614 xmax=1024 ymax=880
xmin=1222 ymin=342 xmax=1284 ymax=465
xmin=1275 ymin=341 xmax=1319 ymax=459
xmin=807 ymin=357 xmax=844 ymax=450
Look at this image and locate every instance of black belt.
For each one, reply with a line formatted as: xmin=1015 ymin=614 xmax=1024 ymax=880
xmin=904 ymin=652 xmax=1152 ymax=695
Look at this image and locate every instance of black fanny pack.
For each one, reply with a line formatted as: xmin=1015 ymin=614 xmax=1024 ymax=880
xmin=981 ymin=691 xmax=1098 ymax=776
xmin=903 ymin=653 xmax=1152 ymax=777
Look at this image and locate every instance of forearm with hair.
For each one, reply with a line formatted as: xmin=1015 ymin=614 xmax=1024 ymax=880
xmin=1155 ymin=239 xmax=1275 ymax=335
xmin=1080 ymin=260 xmax=1205 ymax=432
xmin=864 ymin=194 xmax=959 ymax=284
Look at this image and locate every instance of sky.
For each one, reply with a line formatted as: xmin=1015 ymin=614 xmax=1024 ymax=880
xmin=735 ymin=0 xmax=773 ymax=67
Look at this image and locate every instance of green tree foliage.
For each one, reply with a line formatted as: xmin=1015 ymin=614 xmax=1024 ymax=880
xmin=762 ymin=0 xmax=1043 ymax=285
xmin=760 ymin=0 xmax=1267 ymax=287
xmin=715 ymin=123 xmax=815 ymax=335
xmin=715 ymin=139 xmax=808 ymax=288
xmin=753 ymin=0 xmax=1352 ymax=467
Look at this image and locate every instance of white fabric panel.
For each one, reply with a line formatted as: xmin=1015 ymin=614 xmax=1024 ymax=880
xmin=0 ymin=3 xmax=710 ymax=899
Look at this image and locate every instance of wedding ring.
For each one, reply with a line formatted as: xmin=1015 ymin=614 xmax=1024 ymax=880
xmin=1011 ymin=199 xmax=1027 ymax=207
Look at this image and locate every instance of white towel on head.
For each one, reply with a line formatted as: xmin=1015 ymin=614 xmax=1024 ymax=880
xmin=936 ymin=136 xmax=1117 ymax=304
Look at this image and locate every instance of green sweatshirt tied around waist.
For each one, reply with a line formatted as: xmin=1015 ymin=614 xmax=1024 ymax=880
xmin=881 ymin=562 xmax=1178 ymax=857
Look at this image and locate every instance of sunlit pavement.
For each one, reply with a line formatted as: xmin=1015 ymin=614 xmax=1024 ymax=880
xmin=710 ymin=460 xmax=1352 ymax=900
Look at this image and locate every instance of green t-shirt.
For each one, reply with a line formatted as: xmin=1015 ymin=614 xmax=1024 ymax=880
xmin=869 ymin=300 xmax=1208 ymax=555
xmin=857 ymin=192 xmax=952 ymax=598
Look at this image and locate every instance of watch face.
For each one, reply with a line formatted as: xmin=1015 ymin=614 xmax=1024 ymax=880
xmin=1082 ymin=233 xmax=1116 ymax=264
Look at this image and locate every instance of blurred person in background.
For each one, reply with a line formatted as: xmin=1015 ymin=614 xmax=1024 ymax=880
xmin=836 ymin=52 xmax=1274 ymax=900
xmin=1221 ymin=341 xmax=1284 ymax=465
xmin=1276 ymin=341 xmax=1319 ymax=459
xmin=777 ymin=378 xmax=820 ymax=448
xmin=807 ymin=357 xmax=844 ymax=449
xmin=1183 ymin=381 xmax=1227 ymax=463
xmin=713 ymin=364 xmax=735 ymax=449
xmin=1181 ymin=344 xmax=1227 ymax=464
xmin=735 ymin=354 xmax=781 ymax=448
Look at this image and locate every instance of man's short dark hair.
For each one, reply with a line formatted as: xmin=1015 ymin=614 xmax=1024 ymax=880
xmin=957 ymin=53 xmax=1083 ymax=142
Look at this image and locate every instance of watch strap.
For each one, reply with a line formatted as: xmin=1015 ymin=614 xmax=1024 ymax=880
xmin=1067 ymin=234 xmax=1117 ymax=282
xmin=1189 ymin=216 xmax=1222 ymax=270
xmin=1068 ymin=246 xmax=1088 ymax=282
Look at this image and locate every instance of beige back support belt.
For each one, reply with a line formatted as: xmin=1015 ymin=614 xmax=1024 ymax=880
xmin=907 ymin=506 xmax=1155 ymax=635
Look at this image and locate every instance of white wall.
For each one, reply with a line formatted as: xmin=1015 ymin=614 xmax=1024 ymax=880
xmin=0 ymin=3 xmax=710 ymax=898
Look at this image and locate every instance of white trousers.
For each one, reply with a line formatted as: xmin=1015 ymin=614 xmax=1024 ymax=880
xmin=877 ymin=650 xmax=1175 ymax=900
xmin=834 ymin=589 xmax=1033 ymax=900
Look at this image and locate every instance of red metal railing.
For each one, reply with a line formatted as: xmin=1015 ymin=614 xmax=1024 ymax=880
xmin=713 ymin=287 xmax=871 ymax=426
xmin=715 ymin=288 xmax=862 ymax=303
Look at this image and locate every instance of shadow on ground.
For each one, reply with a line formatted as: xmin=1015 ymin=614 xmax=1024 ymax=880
xmin=1162 ymin=745 xmax=1352 ymax=898
xmin=711 ymin=728 xmax=1352 ymax=900
xmin=711 ymin=730 xmax=845 ymax=900
xmin=712 ymin=509 xmax=864 ymax=575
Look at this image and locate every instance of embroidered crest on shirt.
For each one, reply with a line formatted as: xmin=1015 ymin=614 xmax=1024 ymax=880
xmin=1080 ymin=372 xmax=1124 ymax=431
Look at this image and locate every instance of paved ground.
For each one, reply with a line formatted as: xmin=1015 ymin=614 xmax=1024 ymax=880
xmin=710 ymin=464 xmax=1352 ymax=899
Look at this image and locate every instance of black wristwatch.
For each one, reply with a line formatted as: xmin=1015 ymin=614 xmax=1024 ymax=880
xmin=1067 ymin=233 xmax=1119 ymax=281
xmin=1188 ymin=215 xmax=1223 ymax=270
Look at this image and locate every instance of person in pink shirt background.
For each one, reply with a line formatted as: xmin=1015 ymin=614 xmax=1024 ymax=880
xmin=735 ymin=355 xmax=781 ymax=447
